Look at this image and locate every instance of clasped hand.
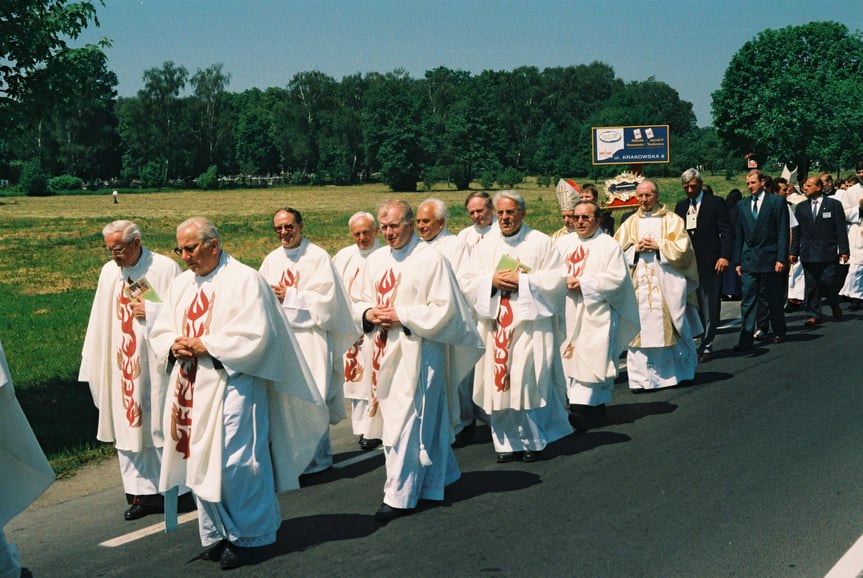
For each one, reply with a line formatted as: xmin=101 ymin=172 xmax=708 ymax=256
xmin=368 ymin=304 xmax=401 ymax=329
xmin=492 ymin=270 xmax=519 ymax=292
xmin=171 ymin=336 xmax=208 ymax=361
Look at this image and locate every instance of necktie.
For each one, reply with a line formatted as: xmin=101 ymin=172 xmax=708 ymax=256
xmin=752 ymin=196 xmax=758 ymax=219
xmin=690 ymin=199 xmax=697 ymax=214
xmin=812 ymin=199 xmax=819 ymax=217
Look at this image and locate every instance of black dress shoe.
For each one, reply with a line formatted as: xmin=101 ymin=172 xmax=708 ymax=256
xmin=201 ymin=540 xmax=228 ymax=562
xmin=773 ymin=335 xmax=785 ymax=344
xmin=374 ymin=503 xmax=410 ymax=522
xmin=359 ymin=435 xmax=382 ymax=451
xmin=522 ymin=449 xmax=542 ymax=462
xmin=496 ymin=451 xmax=522 ymax=463
xmin=220 ymin=543 xmax=253 ymax=570
xmin=124 ymin=502 xmax=163 ymax=521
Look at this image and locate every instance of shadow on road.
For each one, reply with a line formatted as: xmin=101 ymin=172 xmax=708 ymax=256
xmin=606 ymin=400 xmax=677 ymax=426
xmin=257 ymin=513 xmax=380 ymax=562
xmin=299 ymin=450 xmax=386 ymax=487
xmin=444 ymin=470 xmax=542 ymax=504
xmin=543 ymin=430 xmax=631 ymax=459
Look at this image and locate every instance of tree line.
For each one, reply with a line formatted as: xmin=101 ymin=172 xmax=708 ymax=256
xmin=2 ymin=5 xmax=862 ymax=193
xmin=3 ymin=58 xmax=723 ymax=192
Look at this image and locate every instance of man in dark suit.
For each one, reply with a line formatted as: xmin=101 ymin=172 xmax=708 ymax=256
xmin=735 ymin=169 xmax=789 ymax=350
xmin=790 ymin=176 xmax=849 ymax=326
xmin=675 ymin=168 xmax=732 ymax=362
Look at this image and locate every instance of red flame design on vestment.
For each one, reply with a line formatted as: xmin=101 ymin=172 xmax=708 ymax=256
xmin=116 ymin=282 xmax=142 ymax=428
xmin=347 ymin=266 xmax=360 ymax=295
xmin=344 ymin=335 xmax=365 ymax=383
xmin=369 ymin=268 xmax=401 ymax=416
xmin=280 ymin=268 xmax=299 ymax=288
xmin=493 ymin=292 xmax=514 ymax=392
xmin=170 ymin=289 xmax=214 ymax=459
xmin=567 ymin=245 xmax=589 ymax=278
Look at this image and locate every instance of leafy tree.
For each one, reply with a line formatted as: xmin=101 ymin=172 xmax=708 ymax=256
xmin=0 ymin=1 xmax=103 ymax=131
xmin=363 ymin=70 xmax=429 ymax=191
xmin=19 ymin=159 xmax=49 ymax=196
xmin=712 ymin=21 xmax=863 ymax=179
xmin=196 ymin=164 xmax=219 ymax=190
xmin=189 ymin=64 xmax=232 ymax=173
xmin=119 ymin=62 xmax=189 ymax=180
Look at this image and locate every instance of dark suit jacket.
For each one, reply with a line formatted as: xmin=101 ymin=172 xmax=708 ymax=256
xmin=790 ymin=196 xmax=849 ymax=263
xmin=736 ymin=192 xmax=790 ymax=273
xmin=675 ymin=193 xmax=733 ymax=282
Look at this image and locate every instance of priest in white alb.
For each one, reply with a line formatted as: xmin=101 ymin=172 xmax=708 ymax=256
xmin=259 ymin=208 xmax=361 ymax=473
xmin=839 ymin=183 xmax=863 ymax=306
xmin=79 ymin=220 xmax=184 ymax=521
xmin=457 ymin=191 xmax=498 ymax=248
xmin=614 ymin=180 xmax=702 ymax=392
xmin=352 ymin=200 xmax=482 ymax=522
xmin=555 ymin=200 xmax=638 ymax=430
xmin=416 ymin=198 xmax=477 ymax=445
xmin=1 ymin=338 xmax=55 ymax=578
xmin=332 ymin=211 xmax=383 ymax=451
xmin=463 ymin=190 xmax=572 ymax=464
xmin=150 ymin=217 xmax=327 ymax=570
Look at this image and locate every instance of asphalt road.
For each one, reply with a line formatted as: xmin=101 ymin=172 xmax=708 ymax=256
xmin=7 ymin=301 xmax=863 ymax=577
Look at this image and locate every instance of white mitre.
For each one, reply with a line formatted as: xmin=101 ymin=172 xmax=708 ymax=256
xmin=556 ymin=179 xmax=580 ymax=212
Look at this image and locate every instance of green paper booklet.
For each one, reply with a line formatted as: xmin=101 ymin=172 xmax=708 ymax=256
xmin=495 ymin=254 xmax=531 ymax=274
xmin=124 ymin=276 xmax=162 ymax=303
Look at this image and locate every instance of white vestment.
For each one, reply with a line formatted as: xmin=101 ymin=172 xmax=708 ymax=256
xmin=150 ymin=253 xmax=327 ymax=546
xmin=0 ymin=339 xmax=54 ymax=578
xmin=424 ymin=228 xmax=476 ymax=434
xmin=456 ymin=217 xmax=499 ymax=249
xmin=615 ymin=207 xmax=702 ymax=391
xmin=333 ymin=239 xmax=382 ymax=437
xmin=79 ymin=248 xmax=180 ymax=495
xmin=259 ymin=238 xmax=361 ymax=472
xmin=463 ymin=225 xmax=572 ymax=453
xmin=840 ymin=184 xmax=863 ymax=299
xmin=352 ymin=235 xmax=482 ymax=509
xmin=556 ymin=230 xmax=639 ymax=405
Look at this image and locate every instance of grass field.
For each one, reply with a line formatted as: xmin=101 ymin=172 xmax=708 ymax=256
xmin=0 ymin=173 xmax=748 ymax=474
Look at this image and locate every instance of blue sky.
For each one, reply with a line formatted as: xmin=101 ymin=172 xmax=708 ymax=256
xmin=76 ymin=0 xmax=863 ymax=127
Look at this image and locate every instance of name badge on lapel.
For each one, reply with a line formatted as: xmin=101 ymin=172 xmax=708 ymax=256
xmin=823 ymin=212 xmax=832 ymax=218
xmin=686 ymin=213 xmax=697 ymax=230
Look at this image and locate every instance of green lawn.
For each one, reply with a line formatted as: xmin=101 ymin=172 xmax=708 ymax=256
xmin=0 ymin=173 xmax=748 ymax=474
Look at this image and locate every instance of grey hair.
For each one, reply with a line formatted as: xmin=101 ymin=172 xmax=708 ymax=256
xmin=419 ymin=198 xmax=448 ymax=221
xmin=493 ymin=190 xmax=526 ymax=212
xmin=680 ymin=168 xmax=702 ymax=184
xmin=639 ymin=180 xmax=659 ymax=196
xmin=376 ymin=199 xmax=413 ymax=224
xmin=464 ymin=190 xmax=492 ymax=209
xmin=348 ymin=211 xmax=376 ymax=228
xmin=102 ymin=220 xmax=141 ymax=243
xmin=178 ymin=216 xmax=220 ymax=244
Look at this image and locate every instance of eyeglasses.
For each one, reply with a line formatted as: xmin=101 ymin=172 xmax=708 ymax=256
xmin=174 ymin=242 xmax=202 ymax=257
xmin=274 ymin=224 xmax=296 ymax=233
xmin=104 ymin=246 xmax=127 ymax=257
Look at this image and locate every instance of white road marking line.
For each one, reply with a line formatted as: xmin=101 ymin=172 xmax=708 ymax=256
xmin=718 ymin=318 xmax=741 ymax=329
xmin=825 ymin=533 xmax=863 ymax=578
xmin=334 ymin=447 xmax=383 ymax=468
xmin=99 ymin=450 xmax=383 ymax=548
xmin=99 ymin=511 xmax=198 ymax=547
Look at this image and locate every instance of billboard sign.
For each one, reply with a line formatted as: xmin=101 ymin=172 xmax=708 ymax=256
xmin=592 ymin=125 xmax=669 ymax=165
